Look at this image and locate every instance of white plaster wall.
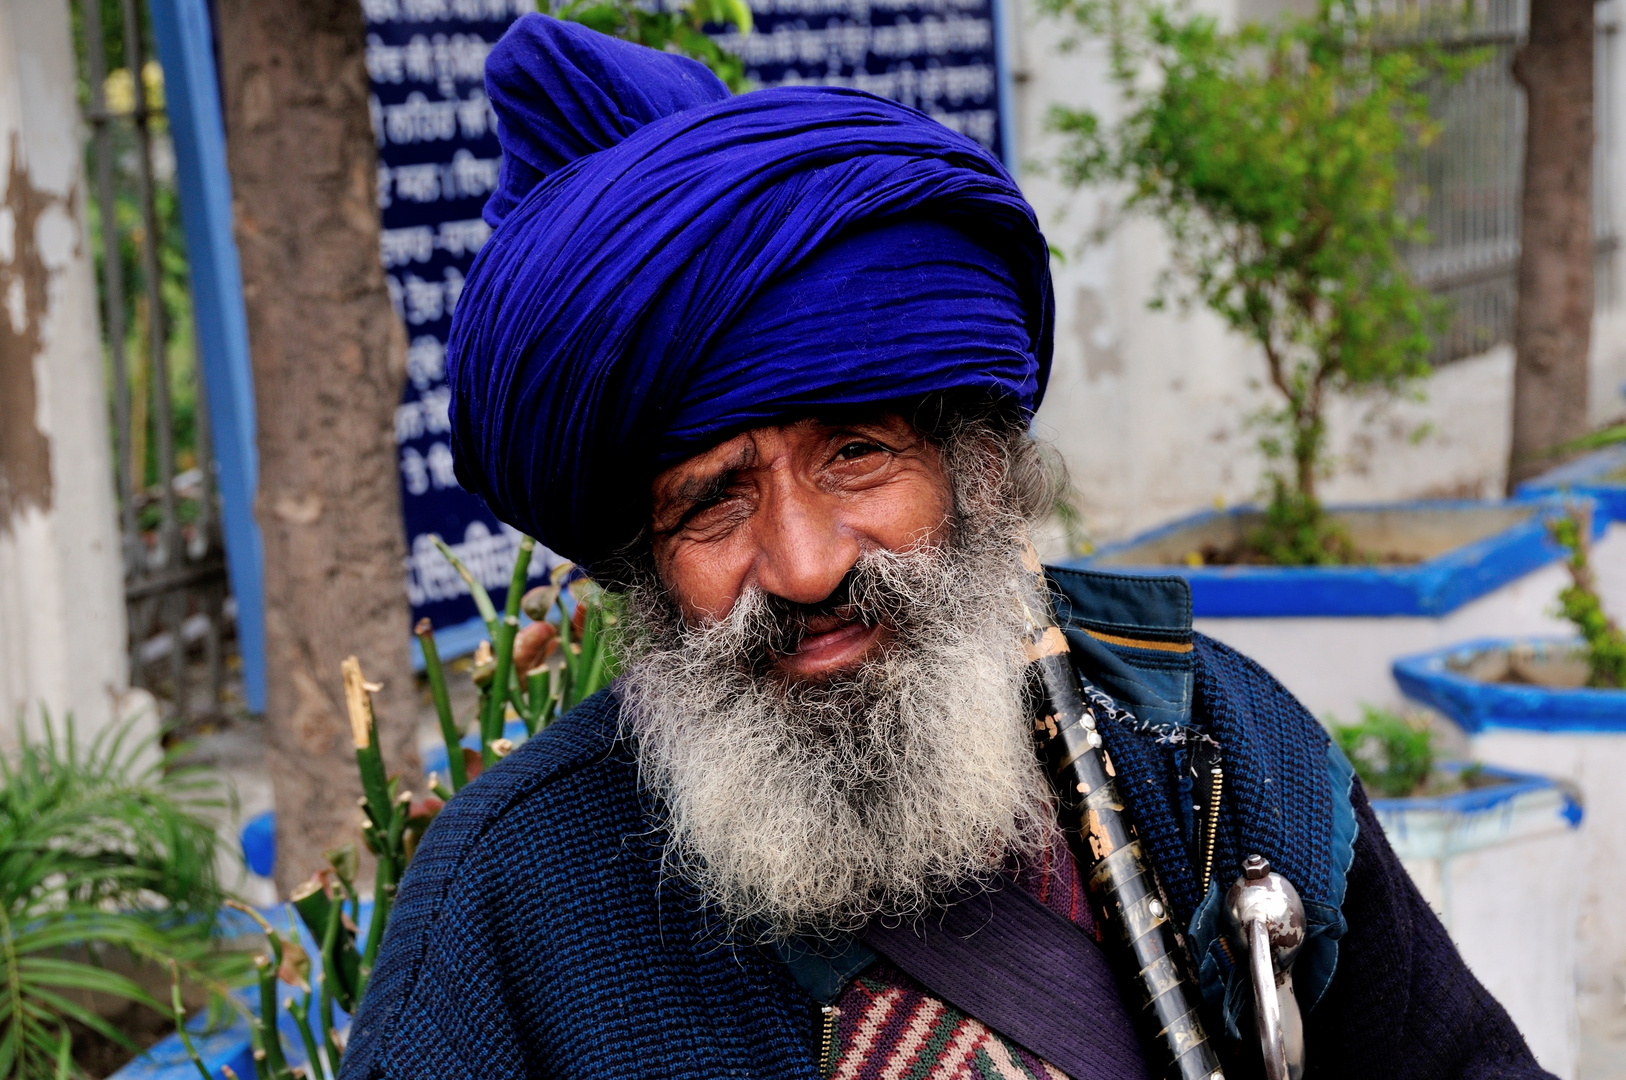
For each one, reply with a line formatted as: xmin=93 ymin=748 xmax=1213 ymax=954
xmin=1179 ymin=523 xmax=1626 ymax=723
xmin=0 ymin=0 xmax=131 ymax=751
xmin=1390 ymin=814 xmax=1583 ymax=1079
xmin=1469 ymin=730 xmax=1626 ymax=1060
xmin=1010 ymin=0 xmax=1626 ymax=549
xmin=1192 ymin=560 xmax=1578 ymax=722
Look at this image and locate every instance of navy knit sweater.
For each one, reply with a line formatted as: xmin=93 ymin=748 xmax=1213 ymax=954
xmin=343 ymin=583 xmax=1551 ymax=1080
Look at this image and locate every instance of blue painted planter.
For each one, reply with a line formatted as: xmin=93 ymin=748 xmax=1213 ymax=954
xmin=1369 ymin=763 xmax=1584 ymax=848
xmin=1070 ymin=497 xmax=1594 ymax=618
xmin=1516 ymin=444 xmax=1626 ymax=526
xmin=111 ymin=903 xmax=370 ymax=1080
xmin=1394 ymin=637 xmax=1626 ymax=734
xmin=1367 ymin=762 xmax=1583 ymax=1075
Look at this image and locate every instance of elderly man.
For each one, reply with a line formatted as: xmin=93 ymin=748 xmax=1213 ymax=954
xmin=344 ymin=15 xmax=1551 ymax=1080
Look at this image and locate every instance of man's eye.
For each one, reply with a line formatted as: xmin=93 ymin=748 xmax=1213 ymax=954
xmin=836 ymin=441 xmax=884 ymax=461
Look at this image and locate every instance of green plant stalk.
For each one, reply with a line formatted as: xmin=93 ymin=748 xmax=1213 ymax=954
xmin=288 ymin=994 xmax=326 ymax=1080
xmin=224 ymin=903 xmax=294 ymax=1080
xmin=578 ymin=636 xmax=610 ymax=713
xmin=355 ymin=733 xmax=393 ymax=839
xmin=506 ymin=537 xmax=535 ymax=621
xmin=524 ymin=669 xmax=547 ymax=735
xmin=415 ymin=619 xmax=466 ymax=791
xmin=316 ymin=899 xmax=342 ymax=1073
xmin=253 ymin=958 xmax=293 ymax=1080
xmin=291 ymin=887 xmax=359 ymax=1017
xmin=359 ymin=794 xmax=411 ymax=1001
xmin=169 ymin=962 xmax=214 ymax=1080
xmin=482 ymin=615 xmax=520 ymax=766
xmin=431 ymin=535 xmax=499 ymax=636
xmin=492 ymin=537 xmax=536 ymax=740
xmin=331 ymin=867 xmax=361 ymax=954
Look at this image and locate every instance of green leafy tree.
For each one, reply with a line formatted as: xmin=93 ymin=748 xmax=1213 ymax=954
xmin=1047 ymin=0 xmax=1470 ymax=563
xmin=553 ymin=0 xmax=754 ymax=91
xmin=0 ymin=714 xmax=245 ymax=1080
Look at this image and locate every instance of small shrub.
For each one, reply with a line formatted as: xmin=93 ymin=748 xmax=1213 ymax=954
xmin=1331 ymin=705 xmax=1434 ymax=798
xmin=1045 ymin=0 xmax=1480 ymax=563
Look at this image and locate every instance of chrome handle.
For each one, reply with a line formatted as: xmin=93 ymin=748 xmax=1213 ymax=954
xmin=1246 ymin=914 xmax=1288 ymax=1080
xmin=1227 ymin=855 xmax=1307 ymax=1080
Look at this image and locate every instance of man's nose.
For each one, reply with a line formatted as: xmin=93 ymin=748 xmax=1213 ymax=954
xmin=751 ymin=475 xmax=859 ymax=606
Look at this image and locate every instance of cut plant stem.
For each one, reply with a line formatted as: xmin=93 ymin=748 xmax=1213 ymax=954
xmin=169 ymin=961 xmax=214 ymax=1080
xmin=341 ymin=658 xmax=394 ymax=839
xmin=431 ymin=535 xmax=499 ymax=635
xmin=482 ymin=616 xmax=519 ymax=767
xmin=288 ymin=994 xmax=325 ymax=1080
xmin=415 ymin=618 xmax=466 ymax=790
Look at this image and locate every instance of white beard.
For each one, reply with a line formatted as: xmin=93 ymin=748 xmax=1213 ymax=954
xmin=617 ymin=494 xmax=1053 ymax=940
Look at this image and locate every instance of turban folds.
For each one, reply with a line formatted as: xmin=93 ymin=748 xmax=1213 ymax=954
xmin=448 ymin=14 xmax=1054 ymax=568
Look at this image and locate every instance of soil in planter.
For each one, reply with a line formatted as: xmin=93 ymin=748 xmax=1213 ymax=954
xmin=1405 ymin=764 xmax=1508 ymax=799
xmin=1183 ymin=540 xmax=1424 ymax=567
xmin=69 ymin=1004 xmax=173 ymax=1078
xmin=1449 ymin=645 xmax=1591 ymax=689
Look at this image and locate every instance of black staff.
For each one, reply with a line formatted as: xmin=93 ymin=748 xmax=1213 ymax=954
xmin=1017 ymin=545 xmax=1224 ymax=1080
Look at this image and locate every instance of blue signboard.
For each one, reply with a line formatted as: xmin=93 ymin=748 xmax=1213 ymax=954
xmin=364 ymin=0 xmax=552 ymax=662
xmin=365 ymin=0 xmax=1010 ymax=661
xmin=717 ymin=0 xmax=1011 ymax=162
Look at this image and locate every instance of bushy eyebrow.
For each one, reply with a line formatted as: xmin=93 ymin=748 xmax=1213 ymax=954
xmin=654 ymin=441 xmax=757 ymax=524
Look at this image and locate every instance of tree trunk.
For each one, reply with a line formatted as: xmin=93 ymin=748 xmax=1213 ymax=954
xmin=213 ymin=0 xmax=420 ymax=893
xmin=1508 ymin=0 xmax=1595 ymax=489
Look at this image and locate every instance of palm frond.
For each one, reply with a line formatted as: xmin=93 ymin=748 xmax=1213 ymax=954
xmin=1 ymin=710 xmax=247 ymax=1080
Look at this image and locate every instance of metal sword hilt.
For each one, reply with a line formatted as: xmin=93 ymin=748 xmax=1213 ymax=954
xmin=1225 ymin=855 xmax=1307 ymax=1080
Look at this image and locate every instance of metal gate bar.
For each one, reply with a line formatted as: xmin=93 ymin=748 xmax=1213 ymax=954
xmin=74 ymin=0 xmax=235 ymax=725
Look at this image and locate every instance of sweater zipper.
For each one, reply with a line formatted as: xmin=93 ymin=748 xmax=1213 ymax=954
xmin=819 ymin=1005 xmax=841 ymax=1077
xmin=1190 ymin=739 xmax=1224 ymax=897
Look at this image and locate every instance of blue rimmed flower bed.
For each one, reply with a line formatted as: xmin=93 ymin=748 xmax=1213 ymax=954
xmin=1369 ymin=762 xmax=1583 ymax=852
xmin=1071 ymin=497 xmax=1592 ymax=618
xmin=1516 ymin=444 xmax=1626 ymax=526
xmin=1393 ymin=637 xmax=1626 ymax=734
xmin=110 ymin=903 xmax=370 ymax=1080
xmin=1395 ymin=635 xmax=1626 ymax=1036
xmin=1367 ymin=762 xmax=1583 ymax=1076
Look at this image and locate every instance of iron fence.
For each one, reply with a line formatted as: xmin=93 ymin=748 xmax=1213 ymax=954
xmin=74 ymin=0 xmax=234 ymax=725
xmin=1379 ymin=0 xmax=1620 ymax=363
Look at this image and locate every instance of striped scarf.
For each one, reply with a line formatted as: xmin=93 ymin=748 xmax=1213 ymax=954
xmin=825 ymin=836 xmax=1093 ymax=1080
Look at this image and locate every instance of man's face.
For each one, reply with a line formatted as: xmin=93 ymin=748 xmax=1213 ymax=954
xmin=649 ymin=414 xmax=954 ymax=677
xmin=623 ymin=411 xmax=1050 ymax=938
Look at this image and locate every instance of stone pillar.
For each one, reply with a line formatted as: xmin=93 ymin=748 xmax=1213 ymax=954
xmin=0 ymin=0 xmax=133 ymax=749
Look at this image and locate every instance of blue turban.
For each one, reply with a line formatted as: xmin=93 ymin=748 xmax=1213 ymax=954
xmin=447 ymin=14 xmax=1054 ymax=568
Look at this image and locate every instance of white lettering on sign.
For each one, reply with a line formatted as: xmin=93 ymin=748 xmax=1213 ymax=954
xmin=367 ymin=33 xmax=494 ymax=94
xmin=407 ymin=335 xmax=447 ymax=389
xmin=387 ymin=266 xmax=471 ymax=325
xmin=382 ymin=216 xmax=491 ymax=266
xmin=403 ymin=521 xmax=549 ymax=608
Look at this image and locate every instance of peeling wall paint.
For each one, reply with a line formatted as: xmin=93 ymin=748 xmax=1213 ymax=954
xmin=0 ymin=132 xmax=58 ymax=536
